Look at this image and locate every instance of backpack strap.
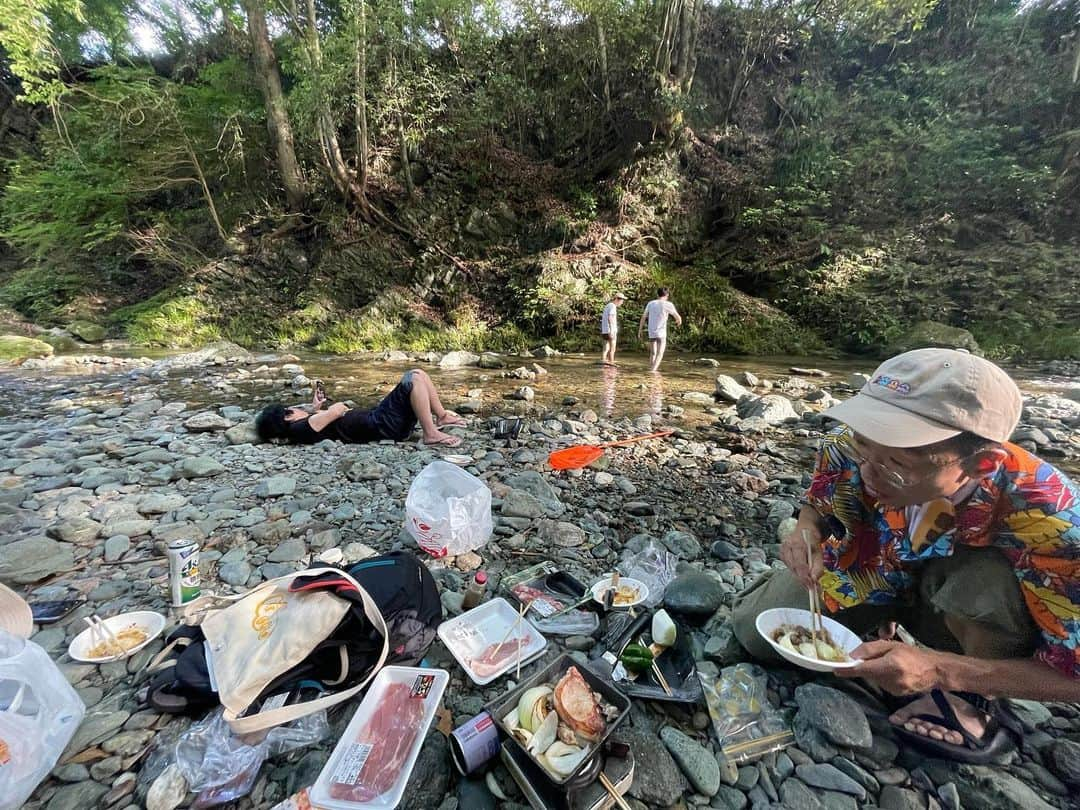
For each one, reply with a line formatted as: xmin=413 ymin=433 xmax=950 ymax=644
xmin=221 ymin=567 xmax=389 ymax=735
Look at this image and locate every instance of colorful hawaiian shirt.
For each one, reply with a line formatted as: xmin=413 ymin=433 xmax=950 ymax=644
xmin=806 ymin=425 xmax=1080 ymax=678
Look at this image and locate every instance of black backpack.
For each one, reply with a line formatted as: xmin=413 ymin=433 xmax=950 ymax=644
xmin=147 ymin=551 xmax=441 ymax=716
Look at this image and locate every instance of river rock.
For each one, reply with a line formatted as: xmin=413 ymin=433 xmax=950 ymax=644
xmin=509 ymin=385 xmax=534 ymax=401
xmin=176 ymin=456 xmax=225 ymax=478
xmin=624 ymin=725 xmax=687 ymax=806
xmin=710 ymin=540 xmax=743 ymax=561
xmin=715 ymin=375 xmax=751 ymax=403
xmin=439 ymin=350 xmax=481 ymax=368
xmin=219 ymin=560 xmax=253 ymax=585
xmin=48 ymin=516 xmax=102 ymax=544
xmin=847 ymin=372 xmax=870 ymax=389
xmin=663 ymin=570 xmax=725 ymax=622
xmin=500 ymin=488 xmax=544 ymax=518
xmin=1048 ymin=738 xmax=1080 ymax=785
xmin=795 ymin=763 xmax=867 ymax=799
xmin=45 ymin=781 xmax=109 ymax=810
xmin=138 ymin=493 xmax=189 ymax=514
xmin=661 ymin=529 xmax=701 ymax=559
xmin=103 ymin=534 xmax=131 ymax=562
xmin=660 ymin=726 xmax=720 ymax=796
xmin=225 ymin=422 xmax=261 ymax=444
xmin=504 ymin=471 xmax=565 ymax=516
xmin=1004 ymin=698 xmax=1052 ymax=730
xmin=255 ymin=475 xmax=297 ymax=498
xmin=65 ymin=709 xmax=131 ymax=757
xmin=878 ymin=785 xmax=924 ymax=810
xmin=0 ymin=537 xmax=76 ymax=584
xmin=537 ymin=519 xmax=585 ymax=547
xmin=943 ymin=763 xmax=1056 ymax=810
xmin=736 ymin=394 xmax=799 ymax=424
xmin=182 ymin=414 xmax=230 ymax=435
xmin=0 ymin=334 xmax=54 ymax=361
xmin=779 ymin=778 xmax=824 ymax=809
xmin=267 ymin=537 xmax=307 ymax=562
xmin=794 ymin=683 xmax=872 ymax=749
xmin=400 ymin=732 xmax=451 ymax=810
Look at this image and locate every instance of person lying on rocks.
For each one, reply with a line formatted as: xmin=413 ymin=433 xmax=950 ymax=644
xmin=254 ymin=369 xmax=465 ymax=447
xmin=732 ymin=348 xmax=1080 ymax=763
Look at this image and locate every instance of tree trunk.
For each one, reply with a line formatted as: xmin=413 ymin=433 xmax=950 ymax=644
xmin=242 ymin=0 xmax=306 ymax=211
xmin=354 ymin=0 xmax=369 ymax=202
xmin=597 ymin=19 xmax=612 ymax=113
xmin=301 ymin=0 xmax=368 ymax=212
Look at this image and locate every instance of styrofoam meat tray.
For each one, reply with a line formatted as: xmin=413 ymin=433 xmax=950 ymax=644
xmin=437 ymin=597 xmax=548 ymax=685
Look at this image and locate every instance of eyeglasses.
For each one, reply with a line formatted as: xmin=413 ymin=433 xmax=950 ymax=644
xmin=844 ymin=441 xmax=976 ymax=489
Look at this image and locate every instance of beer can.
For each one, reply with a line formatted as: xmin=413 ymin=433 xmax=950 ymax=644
xmin=167 ymin=540 xmax=201 ymax=606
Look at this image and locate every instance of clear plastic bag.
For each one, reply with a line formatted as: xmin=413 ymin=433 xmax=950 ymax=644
xmin=698 ymin=663 xmax=791 ymax=764
xmin=0 ymin=630 xmax=86 ymax=810
xmin=175 ymin=707 xmax=329 ymax=807
xmin=405 ymin=460 xmax=493 ymax=557
xmin=532 ymin=609 xmax=600 ymax=636
xmin=617 ymin=542 xmax=679 ymax=608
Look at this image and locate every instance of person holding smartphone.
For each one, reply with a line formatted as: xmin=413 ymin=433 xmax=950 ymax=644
xmin=254 ymin=369 xmax=465 ymax=447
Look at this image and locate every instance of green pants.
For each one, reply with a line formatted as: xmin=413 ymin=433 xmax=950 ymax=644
xmin=731 ymin=545 xmax=1041 ymax=663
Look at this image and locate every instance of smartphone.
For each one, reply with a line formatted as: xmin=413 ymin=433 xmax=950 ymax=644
xmin=314 ymin=379 xmax=326 ymax=401
xmin=30 ymin=599 xmax=86 ymax=625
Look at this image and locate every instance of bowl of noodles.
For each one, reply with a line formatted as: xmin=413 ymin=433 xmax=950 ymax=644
xmin=68 ymin=611 xmax=166 ymax=663
xmin=755 ymin=608 xmax=862 ymax=673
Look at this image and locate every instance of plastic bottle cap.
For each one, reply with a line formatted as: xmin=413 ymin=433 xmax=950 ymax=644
xmin=474 ymin=571 xmax=488 ymax=584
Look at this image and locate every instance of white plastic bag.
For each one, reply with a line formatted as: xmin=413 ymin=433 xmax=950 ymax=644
xmin=406 ymin=460 xmax=493 ymax=557
xmin=0 ymin=630 xmax=86 ymax=810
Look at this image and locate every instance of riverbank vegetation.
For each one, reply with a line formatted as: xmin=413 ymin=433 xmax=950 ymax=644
xmin=1 ymin=0 xmax=1077 ymax=358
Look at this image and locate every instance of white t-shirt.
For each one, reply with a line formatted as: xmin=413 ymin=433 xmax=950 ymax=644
xmin=601 ymin=302 xmax=618 ymax=335
xmin=645 ymin=299 xmax=678 ymax=339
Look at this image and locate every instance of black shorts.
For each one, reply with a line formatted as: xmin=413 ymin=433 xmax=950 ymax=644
xmin=369 ymin=371 xmax=418 ymax=440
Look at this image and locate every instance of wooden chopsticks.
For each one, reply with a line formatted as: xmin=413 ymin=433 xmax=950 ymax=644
xmin=598 ymin=771 xmax=632 ymax=810
xmin=801 ymin=529 xmax=824 ymax=660
xmin=637 ymin=635 xmax=673 ymax=696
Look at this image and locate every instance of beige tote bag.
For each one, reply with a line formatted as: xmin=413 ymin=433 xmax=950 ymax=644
xmin=200 ymin=567 xmax=388 ymax=735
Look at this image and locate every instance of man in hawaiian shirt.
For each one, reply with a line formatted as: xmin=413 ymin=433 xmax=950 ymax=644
xmin=732 ymin=348 xmax=1080 ymax=762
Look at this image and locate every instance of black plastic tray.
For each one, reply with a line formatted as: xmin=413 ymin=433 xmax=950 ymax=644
xmin=490 ymin=653 xmax=631 ymax=786
xmin=592 ymin=610 xmax=704 ymax=704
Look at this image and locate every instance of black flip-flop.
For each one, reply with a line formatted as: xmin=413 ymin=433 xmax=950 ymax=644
xmin=890 ymin=689 xmax=1017 ymax=764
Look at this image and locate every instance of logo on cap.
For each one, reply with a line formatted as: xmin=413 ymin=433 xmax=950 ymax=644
xmin=871 ymin=374 xmax=910 ymax=394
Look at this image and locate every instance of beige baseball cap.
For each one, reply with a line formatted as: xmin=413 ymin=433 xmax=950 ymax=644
xmin=613 ymin=292 xmax=626 ymax=300
xmin=822 ymin=348 xmax=1022 ymax=447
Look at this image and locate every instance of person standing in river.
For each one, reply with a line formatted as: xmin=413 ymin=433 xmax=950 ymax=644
xmin=638 ymin=287 xmax=682 ymax=372
xmin=600 ymin=292 xmax=626 ymax=365
xmin=731 ymin=349 xmax=1080 ymax=764
xmin=254 ymin=369 xmax=465 ymax=447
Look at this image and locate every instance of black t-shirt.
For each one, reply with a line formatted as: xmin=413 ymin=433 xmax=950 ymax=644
xmin=286 ymin=410 xmax=382 ymax=444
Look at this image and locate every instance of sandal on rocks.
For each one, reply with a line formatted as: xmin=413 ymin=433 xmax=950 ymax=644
xmin=890 ymin=689 xmax=1017 ymax=764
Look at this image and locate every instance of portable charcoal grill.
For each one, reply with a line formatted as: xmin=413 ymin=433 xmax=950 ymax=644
xmin=500 ymin=739 xmax=635 ymax=810
xmin=489 ymin=654 xmax=634 ymax=808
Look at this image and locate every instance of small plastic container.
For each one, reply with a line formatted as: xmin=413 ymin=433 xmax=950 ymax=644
xmin=437 ymin=597 xmax=547 ymax=685
xmin=308 ymin=666 xmax=449 ymax=810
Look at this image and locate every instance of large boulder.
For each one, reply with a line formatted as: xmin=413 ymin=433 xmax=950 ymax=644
xmin=888 ymin=321 xmax=981 ymax=355
xmin=736 ymin=394 xmax=799 ymax=424
xmin=438 ymin=350 xmax=480 ymax=369
xmin=68 ymin=320 xmax=107 ymax=342
xmin=0 ymin=335 xmax=54 ymax=363
xmin=714 ymin=375 xmax=750 ymax=403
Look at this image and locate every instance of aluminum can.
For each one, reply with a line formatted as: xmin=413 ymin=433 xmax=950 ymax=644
xmin=167 ymin=539 xmax=200 ymax=606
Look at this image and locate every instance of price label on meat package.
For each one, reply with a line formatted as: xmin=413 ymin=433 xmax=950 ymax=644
xmin=330 ymin=742 xmax=374 ymax=786
xmin=411 ymin=674 xmax=435 ymax=699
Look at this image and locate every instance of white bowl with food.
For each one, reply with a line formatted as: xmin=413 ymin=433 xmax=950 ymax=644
xmin=589 ymin=576 xmax=648 ymax=609
xmin=68 ymin=611 xmax=166 ymax=663
xmin=755 ymin=607 xmax=862 ymax=672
